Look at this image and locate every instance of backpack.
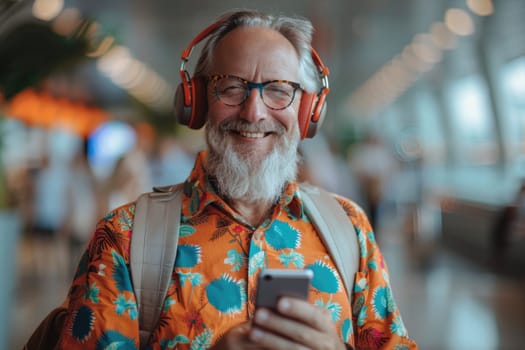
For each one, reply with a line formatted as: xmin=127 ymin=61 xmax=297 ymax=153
xmin=131 ymin=183 xmax=360 ymax=347
xmin=25 ymin=183 xmax=359 ymax=350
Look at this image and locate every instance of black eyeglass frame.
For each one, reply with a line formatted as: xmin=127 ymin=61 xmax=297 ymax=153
xmin=209 ymin=74 xmax=303 ymax=110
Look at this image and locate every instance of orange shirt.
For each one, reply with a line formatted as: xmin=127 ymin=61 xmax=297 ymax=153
xmin=58 ymin=151 xmax=417 ymax=349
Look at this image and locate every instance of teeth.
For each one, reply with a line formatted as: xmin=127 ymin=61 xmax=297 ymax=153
xmin=239 ymin=131 xmax=265 ymax=138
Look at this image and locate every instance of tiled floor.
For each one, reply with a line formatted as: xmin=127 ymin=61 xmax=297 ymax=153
xmin=9 ymin=213 xmax=525 ymax=349
xmin=377 ymin=213 xmax=525 ymax=350
xmin=10 ymin=236 xmax=74 ymax=350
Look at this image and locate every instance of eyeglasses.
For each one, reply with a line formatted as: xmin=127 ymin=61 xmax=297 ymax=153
xmin=209 ymin=74 xmax=303 ymax=110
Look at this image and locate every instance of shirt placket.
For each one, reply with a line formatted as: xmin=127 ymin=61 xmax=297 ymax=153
xmin=246 ymin=226 xmax=267 ymax=318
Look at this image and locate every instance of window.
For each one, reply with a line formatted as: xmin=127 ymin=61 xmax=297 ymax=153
xmin=446 ymin=74 xmax=497 ymax=165
xmin=500 ymin=56 xmax=525 ymax=176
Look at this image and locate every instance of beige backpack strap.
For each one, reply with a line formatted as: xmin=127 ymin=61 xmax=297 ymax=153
xmin=299 ymin=183 xmax=360 ymax=303
xmin=130 ymin=183 xmax=183 ymax=348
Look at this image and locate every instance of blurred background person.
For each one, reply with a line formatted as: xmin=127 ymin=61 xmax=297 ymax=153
xmin=106 ymin=122 xmax=155 ymax=210
xmin=62 ymin=141 xmax=103 ymax=271
xmin=25 ymin=136 xmax=72 ymax=280
xmin=348 ymin=131 xmax=399 ymax=231
xmin=150 ymin=135 xmax=196 ymax=187
xmin=300 ymin=134 xmax=363 ymax=204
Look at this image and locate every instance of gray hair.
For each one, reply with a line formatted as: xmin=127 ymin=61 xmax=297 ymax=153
xmin=193 ymin=9 xmax=321 ymax=92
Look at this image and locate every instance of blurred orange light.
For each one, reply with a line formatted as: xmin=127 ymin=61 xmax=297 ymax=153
xmin=6 ymin=89 xmax=109 ymax=137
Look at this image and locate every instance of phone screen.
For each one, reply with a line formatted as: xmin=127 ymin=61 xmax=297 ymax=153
xmin=255 ymin=269 xmax=313 ymax=310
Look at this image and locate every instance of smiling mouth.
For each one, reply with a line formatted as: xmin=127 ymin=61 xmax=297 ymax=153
xmin=236 ymin=131 xmax=272 ymax=138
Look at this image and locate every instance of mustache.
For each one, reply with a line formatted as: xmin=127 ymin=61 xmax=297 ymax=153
xmin=218 ymin=118 xmax=286 ymax=135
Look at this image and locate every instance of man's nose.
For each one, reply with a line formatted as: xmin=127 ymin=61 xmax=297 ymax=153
xmin=240 ymin=87 xmax=267 ymax=123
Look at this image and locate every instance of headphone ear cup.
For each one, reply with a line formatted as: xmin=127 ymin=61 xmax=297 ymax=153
xmin=307 ymin=87 xmax=328 ymax=138
xmin=174 ymin=82 xmax=191 ymax=126
xmin=307 ymin=100 xmax=326 ymax=138
xmin=298 ymin=92 xmax=318 ymax=139
xmin=298 ymin=88 xmax=328 ymax=139
xmin=189 ymin=77 xmax=207 ymax=129
xmin=173 ymin=77 xmax=208 ymax=129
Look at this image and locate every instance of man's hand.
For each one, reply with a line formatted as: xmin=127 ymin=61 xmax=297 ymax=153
xmin=249 ymin=297 xmax=347 ymax=350
xmin=210 ymin=321 xmax=264 ymax=350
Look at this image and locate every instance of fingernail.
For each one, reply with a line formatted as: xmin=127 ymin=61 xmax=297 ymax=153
xmin=250 ymin=328 xmax=264 ymax=341
xmin=278 ymin=298 xmax=291 ymax=312
xmin=255 ymin=309 xmax=269 ymax=324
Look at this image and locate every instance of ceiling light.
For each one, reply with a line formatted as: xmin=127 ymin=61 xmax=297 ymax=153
xmin=466 ymin=0 xmax=494 ymax=16
xmin=97 ymin=46 xmax=132 ymax=75
xmin=430 ymin=22 xmax=458 ymax=50
xmin=401 ymin=45 xmax=433 ymax=72
xmin=51 ymin=7 xmax=82 ymax=36
xmin=32 ymin=0 xmax=64 ymax=21
xmin=411 ymin=34 xmax=443 ymax=64
xmin=445 ymin=8 xmax=475 ymax=36
xmin=86 ymin=36 xmax=115 ymax=58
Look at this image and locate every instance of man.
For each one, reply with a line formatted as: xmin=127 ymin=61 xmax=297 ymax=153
xmin=57 ymin=10 xmax=417 ymax=349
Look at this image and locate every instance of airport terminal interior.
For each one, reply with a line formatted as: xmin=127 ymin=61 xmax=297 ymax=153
xmin=1 ymin=0 xmax=524 ymax=349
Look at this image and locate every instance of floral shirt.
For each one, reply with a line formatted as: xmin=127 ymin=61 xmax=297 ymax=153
xmin=58 ymin=151 xmax=417 ymax=349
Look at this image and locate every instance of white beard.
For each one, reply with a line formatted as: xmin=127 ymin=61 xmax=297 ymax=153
xmin=205 ymin=118 xmax=300 ymax=204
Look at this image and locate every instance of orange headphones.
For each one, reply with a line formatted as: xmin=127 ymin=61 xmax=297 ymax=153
xmin=173 ymin=20 xmax=330 ymax=139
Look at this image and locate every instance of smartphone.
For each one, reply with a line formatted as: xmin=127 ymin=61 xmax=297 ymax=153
xmin=255 ymin=269 xmax=313 ymax=310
